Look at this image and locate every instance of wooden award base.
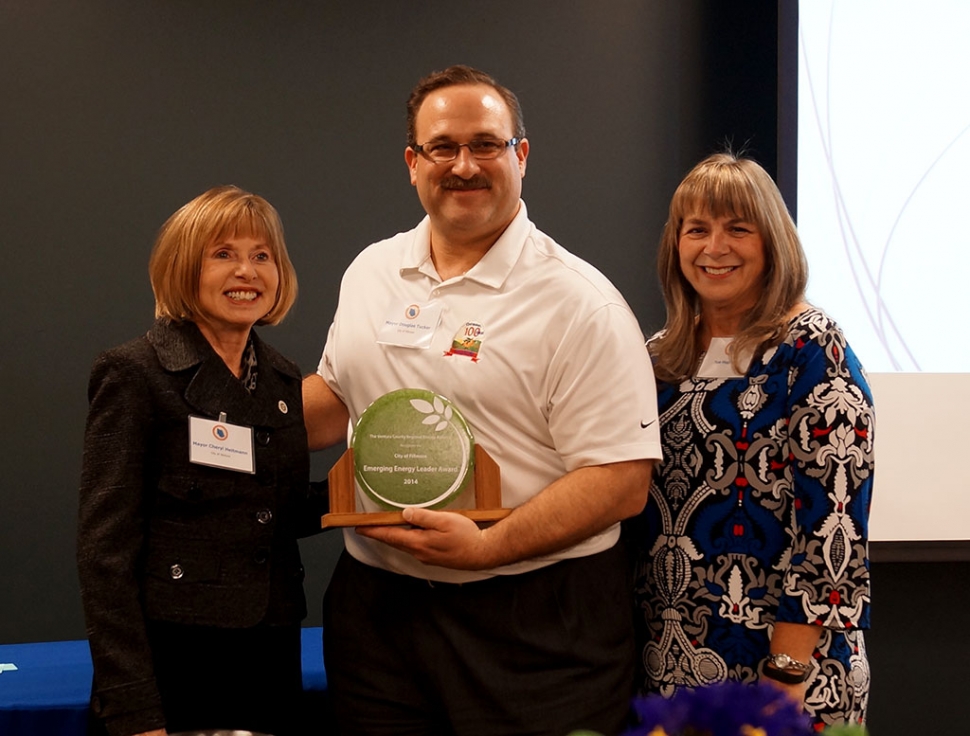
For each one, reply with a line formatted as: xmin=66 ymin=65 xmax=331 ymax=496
xmin=321 ymin=445 xmax=511 ymax=528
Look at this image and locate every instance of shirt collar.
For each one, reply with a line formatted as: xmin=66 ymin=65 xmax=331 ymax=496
xmin=399 ymin=200 xmax=530 ymax=290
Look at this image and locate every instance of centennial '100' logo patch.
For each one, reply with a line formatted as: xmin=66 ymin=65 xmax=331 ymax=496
xmin=443 ymin=321 xmax=484 ymax=362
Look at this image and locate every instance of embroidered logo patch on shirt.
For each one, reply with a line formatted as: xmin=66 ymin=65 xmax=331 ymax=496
xmin=443 ymin=321 xmax=484 ymax=362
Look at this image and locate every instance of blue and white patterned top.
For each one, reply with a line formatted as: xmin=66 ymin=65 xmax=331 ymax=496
xmin=629 ymin=306 xmax=874 ymax=728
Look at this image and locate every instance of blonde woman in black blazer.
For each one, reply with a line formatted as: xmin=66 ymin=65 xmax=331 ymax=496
xmin=77 ymin=186 xmax=347 ymax=736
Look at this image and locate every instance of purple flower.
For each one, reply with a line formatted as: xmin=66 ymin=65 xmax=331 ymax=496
xmin=622 ymin=682 xmax=813 ymax=736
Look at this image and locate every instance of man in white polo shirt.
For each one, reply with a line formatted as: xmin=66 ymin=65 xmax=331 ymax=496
xmin=303 ymin=64 xmax=662 ymax=736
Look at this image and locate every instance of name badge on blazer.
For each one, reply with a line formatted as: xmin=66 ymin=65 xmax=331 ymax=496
xmin=189 ymin=414 xmax=255 ymax=474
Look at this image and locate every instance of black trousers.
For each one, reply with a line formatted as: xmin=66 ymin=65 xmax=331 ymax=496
xmin=88 ymin=622 xmax=303 ymax=736
xmin=322 ymin=544 xmax=635 ymax=736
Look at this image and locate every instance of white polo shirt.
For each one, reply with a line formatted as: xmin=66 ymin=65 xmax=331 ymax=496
xmin=318 ymin=202 xmax=661 ymax=583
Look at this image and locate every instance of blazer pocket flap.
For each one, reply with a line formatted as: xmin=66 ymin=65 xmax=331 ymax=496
xmin=155 ymin=473 xmax=237 ymax=502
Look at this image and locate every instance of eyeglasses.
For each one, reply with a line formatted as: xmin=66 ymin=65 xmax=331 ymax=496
xmin=411 ymin=137 xmax=520 ymax=163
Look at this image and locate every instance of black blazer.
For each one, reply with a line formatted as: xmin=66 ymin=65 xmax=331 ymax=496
xmin=77 ymin=318 xmax=320 ymax=733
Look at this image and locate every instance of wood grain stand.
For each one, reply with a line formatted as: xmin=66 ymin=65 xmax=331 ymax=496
xmin=321 ymin=445 xmax=510 ymax=528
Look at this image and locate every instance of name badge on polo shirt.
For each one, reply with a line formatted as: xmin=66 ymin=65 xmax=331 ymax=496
xmin=696 ymin=337 xmax=752 ymax=378
xmin=377 ymin=301 xmax=442 ymax=349
xmin=189 ymin=414 xmax=255 ymax=473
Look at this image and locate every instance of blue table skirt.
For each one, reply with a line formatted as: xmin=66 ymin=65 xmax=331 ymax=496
xmin=0 ymin=627 xmax=326 ymax=736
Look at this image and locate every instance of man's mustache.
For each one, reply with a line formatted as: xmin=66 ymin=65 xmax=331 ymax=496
xmin=441 ymin=176 xmax=491 ymax=190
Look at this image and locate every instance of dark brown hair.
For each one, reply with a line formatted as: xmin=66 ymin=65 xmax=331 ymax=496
xmin=406 ymin=64 xmax=526 ymax=147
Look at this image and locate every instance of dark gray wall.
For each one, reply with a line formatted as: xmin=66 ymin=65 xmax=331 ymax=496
xmin=1 ymin=0 xmax=714 ymax=644
xmin=865 ymin=560 xmax=970 ymax=735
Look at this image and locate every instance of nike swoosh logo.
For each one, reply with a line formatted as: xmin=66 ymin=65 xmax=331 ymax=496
xmin=640 ymin=419 xmax=656 ymax=429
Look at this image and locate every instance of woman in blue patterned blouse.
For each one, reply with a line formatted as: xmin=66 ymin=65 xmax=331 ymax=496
xmin=628 ymin=153 xmax=873 ymax=729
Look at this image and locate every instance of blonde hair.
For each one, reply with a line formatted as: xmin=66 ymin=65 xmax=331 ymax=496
xmin=148 ymin=185 xmax=297 ymax=325
xmin=650 ymin=153 xmax=807 ymax=382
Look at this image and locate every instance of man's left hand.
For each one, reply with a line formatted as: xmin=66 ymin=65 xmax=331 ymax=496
xmin=356 ymin=508 xmax=493 ymax=570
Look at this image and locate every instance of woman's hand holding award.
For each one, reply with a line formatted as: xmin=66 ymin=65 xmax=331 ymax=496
xmin=322 ymin=389 xmax=509 ymax=527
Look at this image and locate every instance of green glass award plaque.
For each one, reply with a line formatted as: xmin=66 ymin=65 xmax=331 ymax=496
xmin=351 ymin=389 xmax=474 ymax=510
xmin=321 ymin=389 xmax=510 ymax=528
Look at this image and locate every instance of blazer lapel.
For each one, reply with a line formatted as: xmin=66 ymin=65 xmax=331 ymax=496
xmin=183 ymin=353 xmax=256 ymax=424
xmin=149 ymin=318 xmax=298 ymax=428
xmin=246 ymin=332 xmax=302 ymax=429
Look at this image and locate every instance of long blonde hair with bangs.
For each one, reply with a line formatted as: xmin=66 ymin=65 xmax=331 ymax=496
xmin=650 ymin=153 xmax=807 ymax=383
xmin=148 ymin=185 xmax=297 ymax=326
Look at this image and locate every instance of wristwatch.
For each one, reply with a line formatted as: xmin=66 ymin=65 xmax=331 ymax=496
xmin=761 ymin=653 xmax=812 ymax=684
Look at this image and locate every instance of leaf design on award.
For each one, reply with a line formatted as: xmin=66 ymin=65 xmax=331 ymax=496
xmin=410 ymin=397 xmax=449 ymax=432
